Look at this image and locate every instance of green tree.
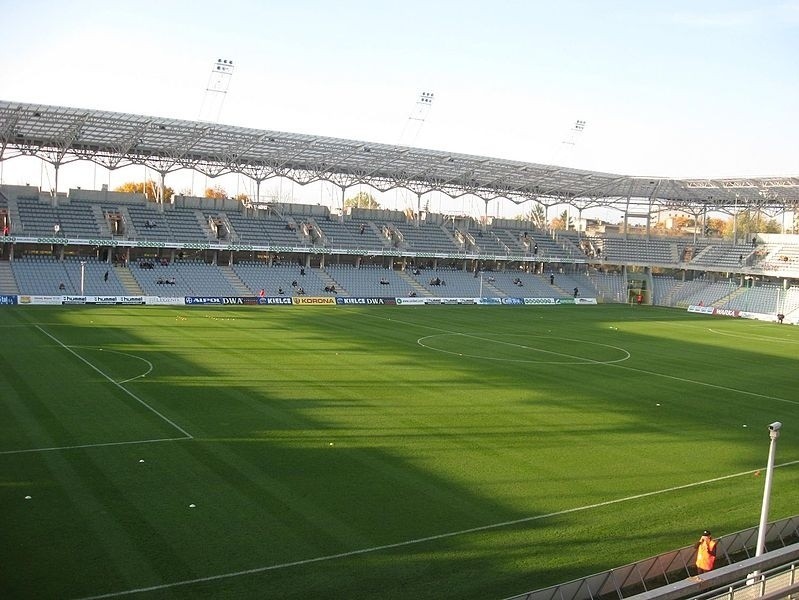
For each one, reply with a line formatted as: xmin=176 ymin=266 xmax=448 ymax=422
xmin=526 ymin=203 xmax=547 ymax=229
xmin=723 ymin=210 xmax=781 ymax=239
xmin=344 ymin=191 xmax=380 ymax=209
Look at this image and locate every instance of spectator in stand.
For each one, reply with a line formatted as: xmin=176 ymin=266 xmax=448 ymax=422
xmin=550 ymin=273 xmax=555 ymax=285
xmin=573 ymin=287 xmax=579 ymax=298
xmin=2 ymin=224 xmax=8 ymax=236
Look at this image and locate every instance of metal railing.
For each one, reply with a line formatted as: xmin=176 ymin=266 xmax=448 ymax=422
xmin=505 ymin=516 xmax=799 ymax=600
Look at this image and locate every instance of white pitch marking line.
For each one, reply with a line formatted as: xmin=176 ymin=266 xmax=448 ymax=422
xmin=707 ymin=328 xmax=799 ymax=345
xmin=364 ymin=313 xmax=798 ymax=406
xmin=417 ymin=332 xmax=631 ymax=365
xmin=35 ymin=326 xmax=193 ymax=439
xmin=0 ymin=437 xmax=190 ymax=456
xmin=75 ymin=460 xmax=799 ymax=600
xmin=71 ymin=346 xmax=154 ymax=383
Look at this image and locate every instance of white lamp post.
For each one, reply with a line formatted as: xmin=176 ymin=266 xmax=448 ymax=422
xmin=749 ymin=422 xmax=782 ymax=583
xmin=755 ymin=422 xmax=781 ymax=557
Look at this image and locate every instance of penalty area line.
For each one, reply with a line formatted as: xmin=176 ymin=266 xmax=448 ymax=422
xmin=35 ymin=325 xmax=193 ymax=439
xmin=75 ymin=460 xmax=799 ymax=599
xmin=0 ymin=436 xmax=190 ymax=456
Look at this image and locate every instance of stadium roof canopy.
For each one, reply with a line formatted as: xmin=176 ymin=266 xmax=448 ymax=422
xmin=1 ymin=99 xmax=798 ymax=212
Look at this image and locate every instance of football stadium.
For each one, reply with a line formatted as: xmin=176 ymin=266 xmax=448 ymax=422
xmin=2 ymin=99 xmax=798 ymax=599
xmin=2 ymin=5 xmax=799 ymax=600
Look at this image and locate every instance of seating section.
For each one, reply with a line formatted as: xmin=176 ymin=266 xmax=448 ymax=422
xmin=600 ymin=237 xmax=675 ymax=264
xmin=12 ymin=256 xmax=125 ymax=295
xmin=314 ymin=219 xmax=386 ymax=251
xmin=226 ymin=213 xmax=307 ymax=246
xmin=720 ymin=285 xmax=780 ymax=313
xmin=324 ymin=265 xmax=411 ymax=297
xmin=391 ymin=223 xmax=460 ymax=253
xmin=669 ymin=280 xmax=738 ymax=307
xmin=232 ymin=263 xmax=327 ymax=296
xmin=407 ymin=268 xmax=484 ymax=297
xmin=690 ymin=244 xmax=753 ymax=270
xmin=469 ymin=230 xmax=510 ymax=255
xmin=129 ymin=259 xmax=240 ymax=297
xmin=162 ymin=210 xmax=210 ymax=242
xmin=589 ymin=272 xmax=626 ymax=303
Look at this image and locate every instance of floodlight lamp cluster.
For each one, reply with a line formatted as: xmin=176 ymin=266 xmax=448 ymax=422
xmin=419 ymin=91 xmax=434 ymax=104
xmin=574 ymin=120 xmax=586 ymax=131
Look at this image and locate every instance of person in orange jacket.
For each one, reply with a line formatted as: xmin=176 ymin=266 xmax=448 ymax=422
xmin=695 ymin=530 xmax=718 ymax=573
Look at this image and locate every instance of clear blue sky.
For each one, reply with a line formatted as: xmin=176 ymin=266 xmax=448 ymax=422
xmin=1 ymin=0 xmax=797 ymax=211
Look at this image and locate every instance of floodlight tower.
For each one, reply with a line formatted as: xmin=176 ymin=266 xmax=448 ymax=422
xmin=199 ymin=58 xmax=235 ymax=123
xmin=397 ymin=91 xmax=435 ymax=224
xmin=398 ymin=91 xmax=435 ymax=146
xmin=552 ymin=119 xmax=587 ymax=166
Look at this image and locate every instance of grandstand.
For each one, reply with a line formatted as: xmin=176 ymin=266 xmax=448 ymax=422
xmin=3 ymin=182 xmax=799 ymax=320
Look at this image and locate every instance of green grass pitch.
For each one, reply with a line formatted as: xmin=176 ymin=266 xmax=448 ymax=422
xmin=0 ymin=304 xmax=797 ymax=599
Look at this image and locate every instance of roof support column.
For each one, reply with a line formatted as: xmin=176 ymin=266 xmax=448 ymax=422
xmin=52 ymin=162 xmax=60 ymax=205
xmin=158 ymin=170 xmax=168 ymax=205
xmin=416 ymin=192 xmax=422 ymax=227
xmin=623 ymin=195 xmax=631 ymax=239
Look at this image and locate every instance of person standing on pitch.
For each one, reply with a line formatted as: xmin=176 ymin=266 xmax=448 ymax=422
xmin=695 ymin=530 xmax=717 ymax=574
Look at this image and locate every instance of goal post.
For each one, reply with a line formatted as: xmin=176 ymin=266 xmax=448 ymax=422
xmin=627 ymin=279 xmax=649 ymax=305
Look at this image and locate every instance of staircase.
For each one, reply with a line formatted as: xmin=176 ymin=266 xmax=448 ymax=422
xmin=715 ymin=286 xmax=747 ymax=308
xmin=316 ymin=268 xmax=343 ymax=293
xmin=661 ymin=281 xmax=686 ymax=306
xmin=0 ymin=261 xmax=19 ymax=294
xmin=218 ymin=265 xmax=252 ymax=295
xmin=91 ymin=205 xmax=113 ymax=237
xmin=6 ymin=197 xmax=20 ymax=235
xmin=114 ymin=266 xmax=143 ymax=295
xmin=118 ymin=206 xmax=137 ymax=239
xmin=397 ymin=271 xmax=431 ymax=297
xmin=194 ymin=210 xmax=217 ymax=240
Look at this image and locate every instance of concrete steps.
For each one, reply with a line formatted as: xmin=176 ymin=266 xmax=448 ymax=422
xmin=114 ymin=266 xmax=143 ymax=295
xmin=218 ymin=265 xmax=252 ymax=295
xmin=0 ymin=261 xmax=19 ymax=294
